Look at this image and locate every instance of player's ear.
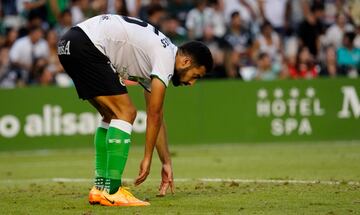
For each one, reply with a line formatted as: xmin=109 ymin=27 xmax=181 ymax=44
xmin=183 ymin=56 xmax=192 ymax=67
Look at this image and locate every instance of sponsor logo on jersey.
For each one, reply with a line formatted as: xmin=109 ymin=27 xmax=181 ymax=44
xmin=57 ymin=40 xmax=71 ymax=55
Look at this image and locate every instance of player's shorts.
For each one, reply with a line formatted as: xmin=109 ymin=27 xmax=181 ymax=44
xmin=58 ymin=26 xmax=127 ymax=100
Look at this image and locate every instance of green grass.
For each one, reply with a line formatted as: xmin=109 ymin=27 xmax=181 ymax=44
xmin=1 ymin=142 xmax=360 ymax=214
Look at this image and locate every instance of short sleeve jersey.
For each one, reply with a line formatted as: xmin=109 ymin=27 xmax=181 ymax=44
xmin=77 ymin=14 xmax=178 ymax=91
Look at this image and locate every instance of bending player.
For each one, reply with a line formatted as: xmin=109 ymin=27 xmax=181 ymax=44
xmin=58 ymin=14 xmax=213 ymax=206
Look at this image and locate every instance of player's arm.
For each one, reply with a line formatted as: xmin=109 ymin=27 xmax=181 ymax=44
xmin=135 ymin=77 xmax=166 ymax=185
xmin=143 ymin=89 xmax=174 ymax=195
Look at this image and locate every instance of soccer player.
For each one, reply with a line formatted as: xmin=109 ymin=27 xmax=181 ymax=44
xmin=57 ymin=14 xmax=213 ymax=206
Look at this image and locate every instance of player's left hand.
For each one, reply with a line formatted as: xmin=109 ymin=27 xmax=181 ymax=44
xmin=158 ymin=163 xmax=174 ymax=196
xmin=134 ymin=157 xmax=151 ymax=186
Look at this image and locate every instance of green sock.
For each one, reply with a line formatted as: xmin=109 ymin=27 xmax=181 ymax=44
xmin=94 ymin=124 xmax=108 ymax=190
xmin=105 ymin=119 xmax=132 ymax=194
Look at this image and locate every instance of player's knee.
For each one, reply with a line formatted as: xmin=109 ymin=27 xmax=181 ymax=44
xmin=126 ymin=105 xmax=137 ymax=123
xmin=110 ymin=105 xmax=137 ymax=123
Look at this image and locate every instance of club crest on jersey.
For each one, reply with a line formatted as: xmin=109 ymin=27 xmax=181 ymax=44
xmin=57 ymin=40 xmax=70 ymax=55
xmin=168 ymin=74 xmax=173 ymax=80
xmin=101 ymin=15 xmax=110 ymax=20
xmin=118 ymin=66 xmax=129 ymax=79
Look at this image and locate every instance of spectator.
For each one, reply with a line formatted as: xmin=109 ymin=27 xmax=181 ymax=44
xmin=113 ymin=0 xmax=129 ymax=16
xmin=354 ymin=25 xmax=360 ymax=48
xmin=54 ymin=9 xmax=72 ymax=38
xmin=323 ymin=0 xmax=350 ymax=27
xmin=124 ymin=0 xmax=141 ymax=17
xmin=319 ymin=45 xmax=345 ymax=77
xmin=91 ymin=0 xmax=107 ymax=14
xmin=185 ymin=0 xmax=213 ymax=40
xmin=31 ymin=57 xmax=51 ymax=85
xmin=16 ymin=0 xmax=47 ymax=22
xmin=289 ymin=46 xmax=318 ymax=79
xmin=208 ymin=0 xmax=226 ymax=38
xmin=224 ymin=49 xmax=242 ymax=78
xmin=18 ymin=13 xmax=43 ymax=38
xmin=3 ymin=28 xmax=18 ymax=47
xmin=2 ymin=1 xmax=23 ymax=30
xmin=349 ymin=0 xmax=360 ymax=26
xmin=0 ymin=34 xmax=5 ymax=48
xmin=224 ymin=11 xmax=253 ymax=66
xmin=45 ymin=29 xmax=63 ymax=75
xmin=223 ymin=0 xmax=258 ymax=26
xmin=337 ymin=25 xmax=360 ymax=77
xmin=252 ymin=21 xmax=282 ymax=63
xmin=161 ymin=15 xmax=188 ymax=46
xmin=297 ymin=2 xmax=325 ymax=58
xmin=167 ymin=0 xmax=193 ymax=26
xmin=8 ymin=26 xmax=48 ymax=86
xmin=138 ymin=0 xmax=163 ymax=21
xmin=288 ymin=0 xmax=310 ymax=34
xmin=46 ymin=0 xmax=70 ymax=27
xmin=0 ymin=46 xmax=12 ymax=87
xmin=46 ymin=29 xmax=70 ymax=86
xmin=0 ymin=6 xmax=4 ymax=38
xmin=258 ymin=0 xmax=290 ymax=36
xmin=146 ymin=4 xmax=166 ymax=30
xmin=199 ymin=25 xmax=231 ymax=78
xmin=2 ymin=1 xmax=18 ymax=17
xmin=324 ymin=12 xmax=348 ymax=48
xmin=255 ymin=52 xmax=281 ymax=81
xmin=71 ymin=0 xmax=90 ymax=25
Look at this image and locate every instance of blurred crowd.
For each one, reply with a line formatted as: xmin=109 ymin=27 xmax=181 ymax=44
xmin=0 ymin=0 xmax=360 ymax=88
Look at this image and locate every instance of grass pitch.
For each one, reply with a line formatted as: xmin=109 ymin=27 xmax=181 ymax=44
xmin=1 ymin=142 xmax=360 ymax=214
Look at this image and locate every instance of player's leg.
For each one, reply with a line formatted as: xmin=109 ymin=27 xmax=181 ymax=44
xmin=87 ymin=99 xmax=112 ymax=204
xmin=94 ymin=94 xmax=149 ymax=206
xmin=93 ymin=94 xmax=136 ymax=195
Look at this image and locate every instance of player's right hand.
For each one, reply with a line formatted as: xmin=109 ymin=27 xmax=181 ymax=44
xmin=134 ymin=157 xmax=151 ymax=186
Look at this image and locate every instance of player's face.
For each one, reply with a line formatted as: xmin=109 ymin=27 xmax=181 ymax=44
xmin=173 ymin=56 xmax=206 ymax=86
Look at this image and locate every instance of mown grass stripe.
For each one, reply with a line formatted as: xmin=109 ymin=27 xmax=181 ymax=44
xmin=1 ymin=178 xmax=358 ymax=185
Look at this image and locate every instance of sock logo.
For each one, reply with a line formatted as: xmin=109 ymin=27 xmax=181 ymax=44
xmin=108 ymin=139 xmax=131 ymax=144
xmin=108 ymin=139 xmax=121 ymax=144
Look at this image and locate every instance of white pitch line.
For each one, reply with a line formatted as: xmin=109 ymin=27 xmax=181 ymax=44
xmin=200 ymin=178 xmax=360 ymax=185
xmin=0 ymin=178 xmax=359 ymax=186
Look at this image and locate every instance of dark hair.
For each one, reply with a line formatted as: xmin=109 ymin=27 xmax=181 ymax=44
xmin=311 ymin=2 xmax=324 ymax=13
xmin=260 ymin=20 xmax=273 ymax=32
xmin=60 ymin=9 xmax=72 ymax=17
xmin=179 ymin=41 xmax=213 ymax=73
xmin=230 ymin=11 xmax=240 ymax=20
xmin=344 ymin=32 xmax=356 ymax=43
xmin=29 ymin=25 xmax=43 ymax=33
xmin=257 ymin=52 xmax=269 ymax=60
xmin=196 ymin=0 xmax=207 ymax=7
xmin=116 ymin=0 xmax=129 ymax=16
xmin=147 ymin=4 xmax=164 ymax=17
xmin=208 ymin=0 xmax=219 ymax=5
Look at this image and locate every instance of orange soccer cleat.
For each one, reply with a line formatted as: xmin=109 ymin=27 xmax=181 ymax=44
xmin=119 ymin=187 xmax=150 ymax=206
xmin=100 ymin=187 xmax=150 ymax=206
xmin=88 ymin=186 xmax=103 ymax=205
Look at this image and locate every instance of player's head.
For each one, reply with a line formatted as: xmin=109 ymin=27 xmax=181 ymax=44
xmin=173 ymin=41 xmax=213 ymax=87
